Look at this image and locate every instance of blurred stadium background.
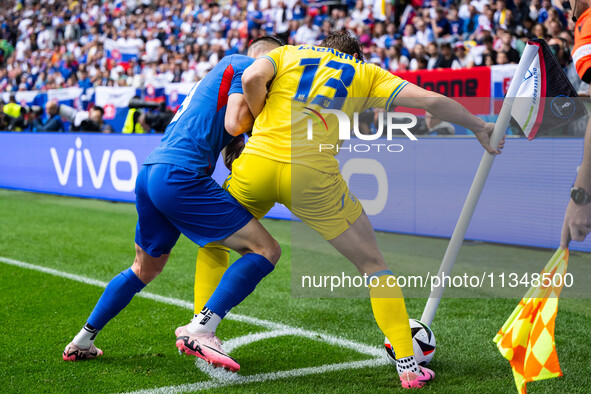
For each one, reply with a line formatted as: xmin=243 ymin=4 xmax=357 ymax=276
xmin=0 ymin=0 xmax=587 ymax=133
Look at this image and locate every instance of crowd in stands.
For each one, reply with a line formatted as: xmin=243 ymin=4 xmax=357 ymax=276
xmin=0 ymin=0 xmax=580 ymax=94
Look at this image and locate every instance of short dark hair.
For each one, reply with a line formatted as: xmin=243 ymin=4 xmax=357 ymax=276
xmin=249 ymin=35 xmax=284 ymax=49
xmin=320 ymin=30 xmax=364 ymax=62
xmin=91 ymin=106 xmax=105 ymax=115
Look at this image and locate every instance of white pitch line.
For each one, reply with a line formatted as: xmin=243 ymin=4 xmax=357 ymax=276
xmin=224 ymin=314 xmax=381 ymax=357
xmin=196 ymin=329 xmax=308 ymax=381
xmin=127 ymin=358 xmax=388 ymax=394
xmin=0 ymin=256 xmax=389 ymax=393
xmin=0 ymin=256 xmax=383 ymax=358
xmin=223 ymin=329 xmax=297 ymax=353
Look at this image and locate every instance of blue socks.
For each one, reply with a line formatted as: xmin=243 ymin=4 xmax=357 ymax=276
xmin=87 ymin=268 xmax=146 ymax=330
xmin=204 ymin=253 xmax=274 ymax=318
xmin=81 ymin=253 xmax=272 ymax=341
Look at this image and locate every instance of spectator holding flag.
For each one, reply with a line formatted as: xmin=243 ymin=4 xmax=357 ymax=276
xmin=562 ymin=0 xmax=591 ymax=247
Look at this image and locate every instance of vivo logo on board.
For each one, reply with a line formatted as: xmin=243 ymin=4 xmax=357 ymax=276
xmin=49 ymin=137 xmax=138 ymax=192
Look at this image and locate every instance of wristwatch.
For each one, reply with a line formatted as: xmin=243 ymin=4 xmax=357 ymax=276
xmin=571 ymin=187 xmax=591 ymax=205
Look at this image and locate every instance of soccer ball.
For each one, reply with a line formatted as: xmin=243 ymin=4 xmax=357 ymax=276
xmin=384 ymin=319 xmax=436 ymax=366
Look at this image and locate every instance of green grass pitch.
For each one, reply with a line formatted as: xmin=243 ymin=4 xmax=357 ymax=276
xmin=0 ymin=189 xmax=590 ymax=393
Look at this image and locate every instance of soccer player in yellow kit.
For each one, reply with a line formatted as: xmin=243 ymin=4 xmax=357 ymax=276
xmin=188 ymin=31 xmax=503 ymax=389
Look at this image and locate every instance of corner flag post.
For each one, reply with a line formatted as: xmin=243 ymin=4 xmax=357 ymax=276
xmin=420 ymin=44 xmax=540 ymax=326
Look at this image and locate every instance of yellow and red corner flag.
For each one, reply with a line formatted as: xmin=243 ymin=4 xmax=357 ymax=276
xmin=493 ymin=248 xmax=569 ymax=393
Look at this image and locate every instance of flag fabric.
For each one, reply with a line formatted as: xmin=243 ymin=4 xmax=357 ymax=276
xmin=94 ymin=86 xmax=138 ymax=128
xmin=165 ymin=82 xmax=196 ymax=111
xmin=493 ymin=248 xmax=569 ymax=393
xmin=510 ymin=39 xmax=587 ymax=140
xmin=144 ymin=83 xmax=166 ymax=103
xmin=398 ymin=5 xmax=416 ymax=33
xmin=104 ymin=39 xmax=140 ymax=65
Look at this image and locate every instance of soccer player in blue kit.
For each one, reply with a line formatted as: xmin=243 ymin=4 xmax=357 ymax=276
xmin=62 ymin=37 xmax=283 ymax=372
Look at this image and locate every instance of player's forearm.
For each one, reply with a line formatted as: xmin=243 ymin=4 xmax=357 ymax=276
xmin=423 ymin=96 xmax=487 ymax=134
xmin=242 ymin=73 xmax=268 ymax=118
xmin=227 ymin=107 xmax=253 ymax=136
xmin=225 ymin=94 xmax=254 ymax=136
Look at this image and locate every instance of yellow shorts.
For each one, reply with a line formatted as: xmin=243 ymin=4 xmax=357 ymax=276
xmin=224 ymin=153 xmax=363 ymax=240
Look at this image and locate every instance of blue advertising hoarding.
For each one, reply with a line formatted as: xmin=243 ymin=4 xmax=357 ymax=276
xmin=0 ymin=132 xmax=588 ymax=252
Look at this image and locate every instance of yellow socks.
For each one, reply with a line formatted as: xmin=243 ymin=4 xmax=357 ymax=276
xmin=369 ymin=272 xmax=414 ymax=359
xmin=194 ymin=244 xmax=230 ymax=314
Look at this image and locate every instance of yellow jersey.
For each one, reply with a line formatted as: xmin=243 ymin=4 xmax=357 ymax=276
xmin=243 ymin=44 xmax=408 ymax=173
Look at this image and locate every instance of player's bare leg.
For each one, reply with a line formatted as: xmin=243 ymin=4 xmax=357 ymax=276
xmin=175 ymin=218 xmax=280 ymax=372
xmin=328 ymin=211 xmax=435 ymax=388
xmin=63 ymin=244 xmax=168 ymax=361
xmin=328 ymin=211 xmax=388 ymax=275
xmin=130 ymin=243 xmax=169 ymax=283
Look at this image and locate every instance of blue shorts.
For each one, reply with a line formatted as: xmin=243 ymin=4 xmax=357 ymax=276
xmin=134 ymin=163 xmax=253 ymax=257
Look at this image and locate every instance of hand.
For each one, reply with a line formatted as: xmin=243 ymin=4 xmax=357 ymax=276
xmin=473 ymin=122 xmax=505 ymax=155
xmin=561 ymin=199 xmax=591 ymax=248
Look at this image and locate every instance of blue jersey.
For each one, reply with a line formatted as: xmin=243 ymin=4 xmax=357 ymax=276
xmin=144 ymin=55 xmax=254 ymax=175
